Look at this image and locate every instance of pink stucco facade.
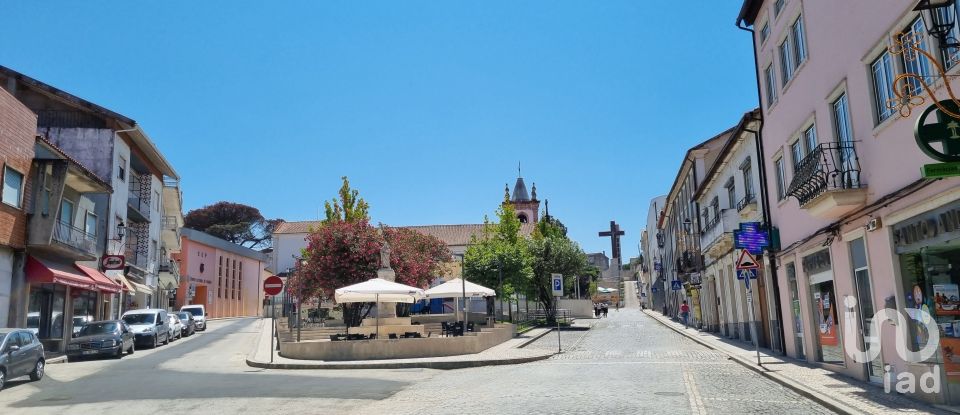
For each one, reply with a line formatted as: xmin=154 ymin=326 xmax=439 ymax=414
xmin=173 ymin=231 xmax=265 ymax=319
xmin=751 ymin=0 xmax=960 ymax=404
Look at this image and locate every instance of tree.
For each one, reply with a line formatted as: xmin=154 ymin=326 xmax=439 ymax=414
xmin=289 ymin=219 xmax=381 ymax=326
xmin=184 ymin=201 xmax=280 ymax=249
xmin=463 ymin=197 xmax=531 ymax=319
xmin=527 ymin=213 xmax=589 ymax=323
xmin=324 ymin=176 xmax=369 ymax=224
xmin=383 ymin=226 xmax=450 ymax=316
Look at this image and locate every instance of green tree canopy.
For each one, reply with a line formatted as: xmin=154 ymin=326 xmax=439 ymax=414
xmin=324 ymin=176 xmax=369 ymax=224
xmin=184 ymin=201 xmax=280 ymax=249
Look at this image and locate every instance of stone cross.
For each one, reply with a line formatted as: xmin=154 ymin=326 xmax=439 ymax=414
xmin=599 ymin=220 xmax=625 ymax=260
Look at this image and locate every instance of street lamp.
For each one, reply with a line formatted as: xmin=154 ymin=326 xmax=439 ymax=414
xmin=682 ymin=218 xmax=693 ymax=235
xmin=915 ymin=0 xmax=960 ymax=50
xmin=113 ymin=221 xmax=126 ymax=241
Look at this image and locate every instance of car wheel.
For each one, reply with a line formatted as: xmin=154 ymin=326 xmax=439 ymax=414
xmin=153 ymin=334 xmax=158 ymax=348
xmin=163 ymin=333 xmax=169 ymax=345
xmin=29 ymin=359 xmax=44 ymax=381
xmin=114 ymin=346 xmax=123 ymax=359
xmin=128 ymin=343 xmax=135 ymax=355
xmin=0 ymin=368 xmax=5 ymax=390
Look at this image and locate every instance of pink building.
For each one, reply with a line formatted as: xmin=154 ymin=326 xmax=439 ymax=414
xmin=740 ymin=0 xmax=960 ymax=404
xmin=173 ymin=228 xmax=266 ymax=319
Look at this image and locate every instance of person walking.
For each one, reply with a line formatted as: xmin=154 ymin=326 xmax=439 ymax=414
xmin=680 ymin=301 xmax=690 ymax=328
xmin=602 ymin=304 xmax=608 ymax=318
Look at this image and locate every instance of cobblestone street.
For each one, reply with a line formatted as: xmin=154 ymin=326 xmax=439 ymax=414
xmin=353 ymin=305 xmax=833 ymax=414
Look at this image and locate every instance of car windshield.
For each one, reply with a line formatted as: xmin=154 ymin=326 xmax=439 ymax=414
xmin=79 ymin=322 xmax=117 ymax=336
xmin=183 ymin=307 xmax=203 ymax=317
xmin=122 ymin=314 xmax=155 ymax=325
xmin=73 ymin=317 xmax=89 ymax=326
xmin=26 ymin=316 xmax=39 ymax=329
xmin=177 ymin=312 xmax=191 ymax=320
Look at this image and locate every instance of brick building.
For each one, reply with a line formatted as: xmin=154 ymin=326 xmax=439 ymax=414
xmin=0 ymin=85 xmax=37 ymax=327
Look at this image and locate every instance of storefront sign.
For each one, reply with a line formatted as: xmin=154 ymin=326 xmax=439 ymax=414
xmin=915 ymin=100 xmax=960 ymax=163
xmin=801 ymin=249 xmax=831 ymax=275
xmin=893 ymin=201 xmax=960 ymax=251
xmin=101 ymin=255 xmax=125 ymax=270
xmin=189 ymin=276 xmax=213 ymax=285
xmin=922 ymin=162 xmax=960 ymax=179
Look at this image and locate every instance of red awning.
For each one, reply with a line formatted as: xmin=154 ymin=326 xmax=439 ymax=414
xmin=26 ymin=256 xmax=97 ymax=291
xmin=75 ymin=264 xmax=122 ymax=294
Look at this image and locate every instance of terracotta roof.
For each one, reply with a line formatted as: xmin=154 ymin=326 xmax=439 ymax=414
xmin=273 ymin=221 xmax=536 ymax=247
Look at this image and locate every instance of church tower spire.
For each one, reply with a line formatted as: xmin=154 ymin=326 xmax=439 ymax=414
xmin=504 ymin=167 xmax=540 ymax=223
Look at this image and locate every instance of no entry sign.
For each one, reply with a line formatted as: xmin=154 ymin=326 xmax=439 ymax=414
xmin=263 ymin=275 xmax=284 ymax=296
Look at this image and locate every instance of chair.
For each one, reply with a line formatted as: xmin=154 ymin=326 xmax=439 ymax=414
xmin=368 ymin=334 xmax=376 ymax=340
xmin=467 ymin=322 xmax=475 ymax=333
xmin=329 ymin=334 xmax=340 ymax=341
xmin=404 ymin=332 xmax=419 ymax=338
xmin=389 ymin=333 xmax=398 ymax=339
xmin=347 ymin=333 xmax=362 ymax=341
xmin=441 ymin=322 xmax=450 ymax=337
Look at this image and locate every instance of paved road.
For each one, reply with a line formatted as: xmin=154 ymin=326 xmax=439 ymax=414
xmin=1 ymin=290 xmax=832 ymax=414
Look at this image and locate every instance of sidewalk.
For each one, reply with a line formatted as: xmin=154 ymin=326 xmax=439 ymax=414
xmin=245 ymin=318 xmax=556 ymax=370
xmin=644 ymin=309 xmax=955 ymax=415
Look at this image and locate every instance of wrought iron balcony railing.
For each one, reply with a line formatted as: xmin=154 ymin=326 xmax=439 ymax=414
xmin=675 ymin=250 xmax=703 ymax=274
xmin=702 ymin=214 xmax=721 ymax=232
xmin=786 ymin=142 xmax=863 ymax=206
xmin=737 ymin=193 xmax=756 ymax=211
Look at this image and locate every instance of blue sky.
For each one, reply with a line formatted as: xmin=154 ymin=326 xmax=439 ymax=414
xmin=1 ymin=1 xmax=757 ymax=257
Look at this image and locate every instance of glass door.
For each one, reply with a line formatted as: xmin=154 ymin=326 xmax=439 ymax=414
xmin=787 ymin=263 xmax=805 ymax=359
xmin=851 ymin=237 xmax=882 ymax=383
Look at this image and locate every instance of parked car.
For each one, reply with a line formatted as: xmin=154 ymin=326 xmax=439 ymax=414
xmin=0 ymin=329 xmax=44 ymax=391
xmin=72 ymin=315 xmax=94 ymax=335
xmin=181 ymin=305 xmax=207 ymax=331
xmin=121 ymin=309 xmax=170 ymax=348
xmin=65 ymin=321 xmax=134 ymax=361
xmin=167 ymin=314 xmax=182 ymax=341
xmin=176 ymin=312 xmax=196 ymax=337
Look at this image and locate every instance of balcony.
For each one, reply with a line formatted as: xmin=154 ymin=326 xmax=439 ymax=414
xmin=786 ymin=142 xmax=866 ymax=220
xmin=29 ymin=221 xmax=98 ymax=261
xmin=124 ymin=247 xmax=149 ymax=272
xmin=699 ymin=209 xmax=739 ymax=259
xmin=127 ymin=193 xmax=151 ymax=223
xmin=675 ymin=250 xmax=703 ymax=275
xmin=737 ymin=193 xmax=757 ymax=216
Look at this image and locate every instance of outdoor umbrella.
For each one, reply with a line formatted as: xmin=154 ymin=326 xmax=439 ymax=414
xmin=334 ymin=278 xmax=426 ymax=339
xmin=424 ymin=278 xmax=496 ymax=327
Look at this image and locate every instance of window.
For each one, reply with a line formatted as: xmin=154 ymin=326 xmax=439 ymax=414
xmin=154 ymin=190 xmax=160 ymax=212
xmin=833 ymin=93 xmax=853 ymax=148
xmin=803 ymin=125 xmax=817 ymax=155
xmin=760 ymin=23 xmax=770 ymax=45
xmin=710 ymin=197 xmax=719 ymax=220
xmin=238 ymin=262 xmax=243 ymax=301
xmin=943 ymin=4 xmax=960 ymax=66
xmin=764 ymin=65 xmax=777 ymax=107
xmin=779 ymin=39 xmax=795 ymax=86
xmin=791 ymin=140 xmax=803 ymax=172
xmin=774 ymin=0 xmax=785 ymax=17
xmin=871 ymin=51 xmax=896 ymax=122
xmin=2 ymin=166 xmax=24 ymax=208
xmin=741 ymin=159 xmax=754 ymax=198
xmin=725 ymin=178 xmax=736 ymax=208
xmin=901 ymin=18 xmax=933 ymax=96
xmin=792 ymin=17 xmax=807 ymax=65
xmin=118 ymin=156 xmax=127 ymax=182
xmin=775 ymin=157 xmax=786 ymax=200
xmin=85 ymin=211 xmax=97 ymax=240
xmin=218 ymin=256 xmax=223 ymax=298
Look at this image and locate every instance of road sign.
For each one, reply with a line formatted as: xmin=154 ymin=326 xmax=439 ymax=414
xmin=737 ymin=268 xmax=757 ymax=280
xmin=263 ymin=275 xmax=284 ymax=296
xmin=671 ymin=280 xmax=682 ymax=291
xmin=551 ymin=273 xmax=563 ymax=297
xmin=736 ymin=249 xmax=759 ymax=270
xmin=652 ymin=286 xmax=658 ymax=293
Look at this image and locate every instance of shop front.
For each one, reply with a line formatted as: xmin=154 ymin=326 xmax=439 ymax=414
xmin=23 ymin=256 xmax=121 ymax=353
xmin=801 ymin=248 xmax=844 ymax=365
xmin=893 ymin=200 xmax=960 ymax=403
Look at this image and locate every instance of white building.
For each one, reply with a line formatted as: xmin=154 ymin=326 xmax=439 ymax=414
xmin=641 ymin=195 xmax=666 ymax=311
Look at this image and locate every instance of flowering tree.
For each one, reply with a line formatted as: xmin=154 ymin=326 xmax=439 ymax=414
xmin=290 ymin=220 xmax=381 ymax=326
xmin=383 ymin=226 xmax=450 ymax=316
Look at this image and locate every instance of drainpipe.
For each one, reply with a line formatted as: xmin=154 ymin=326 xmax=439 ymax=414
xmin=737 ymin=20 xmax=786 ymax=355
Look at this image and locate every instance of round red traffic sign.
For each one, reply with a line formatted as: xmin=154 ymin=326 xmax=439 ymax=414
xmin=263 ymin=275 xmax=284 ymax=296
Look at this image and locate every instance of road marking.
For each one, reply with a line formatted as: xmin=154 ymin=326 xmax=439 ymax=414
xmin=682 ymin=364 xmax=707 ymax=415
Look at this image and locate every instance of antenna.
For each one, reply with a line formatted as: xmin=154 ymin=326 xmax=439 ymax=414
xmin=518 ymin=161 xmax=521 ymax=177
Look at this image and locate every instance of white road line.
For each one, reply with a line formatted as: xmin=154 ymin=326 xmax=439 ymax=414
xmin=682 ymin=363 xmax=707 ymax=415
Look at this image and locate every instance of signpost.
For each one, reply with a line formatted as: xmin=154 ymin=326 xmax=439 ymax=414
xmin=101 ymin=255 xmax=125 ymax=270
xmin=734 ymin=249 xmax=762 ymax=366
xmin=671 ymin=280 xmax=682 ymax=291
xmin=263 ymin=276 xmax=284 ymax=363
xmin=551 ymin=273 xmax=563 ymax=353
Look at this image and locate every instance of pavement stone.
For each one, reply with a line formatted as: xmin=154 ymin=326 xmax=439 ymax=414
xmin=644 ymin=309 xmax=954 ymax=415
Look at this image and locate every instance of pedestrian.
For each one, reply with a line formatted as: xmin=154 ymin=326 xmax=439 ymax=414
xmin=680 ymin=301 xmax=690 ymax=328
xmin=594 ymin=304 xmax=600 ymax=318
xmin=602 ymin=304 xmax=608 ymax=318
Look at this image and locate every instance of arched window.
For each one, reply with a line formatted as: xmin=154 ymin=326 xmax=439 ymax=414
xmin=517 ymin=213 xmax=528 ymax=223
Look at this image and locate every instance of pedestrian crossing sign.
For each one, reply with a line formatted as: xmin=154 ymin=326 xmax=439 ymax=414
xmin=671 ymin=280 xmax=682 ymax=291
xmin=736 ymin=268 xmax=757 ymax=280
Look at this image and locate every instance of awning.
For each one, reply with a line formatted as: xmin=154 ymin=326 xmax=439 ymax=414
xmin=113 ymin=273 xmax=135 ymax=293
xmin=26 ymin=256 xmax=97 ymax=291
xmin=128 ymin=280 xmax=153 ymax=295
xmin=75 ymin=264 xmax=122 ymax=294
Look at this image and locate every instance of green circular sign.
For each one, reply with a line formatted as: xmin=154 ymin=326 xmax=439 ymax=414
xmin=915 ymin=100 xmax=960 ymax=163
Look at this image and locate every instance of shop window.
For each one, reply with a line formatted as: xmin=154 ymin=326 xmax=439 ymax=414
xmin=28 ymin=284 xmax=66 ymax=343
xmin=850 ymin=237 xmax=881 ymax=379
xmin=786 ymin=263 xmax=805 ymax=359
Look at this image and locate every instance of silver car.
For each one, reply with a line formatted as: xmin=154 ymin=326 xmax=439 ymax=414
xmin=0 ymin=329 xmax=45 ymax=390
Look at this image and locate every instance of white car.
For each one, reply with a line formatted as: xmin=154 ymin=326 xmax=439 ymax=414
xmin=167 ymin=314 xmax=182 ymax=341
xmin=180 ymin=305 xmax=207 ymax=331
xmin=121 ymin=309 xmax=170 ymax=348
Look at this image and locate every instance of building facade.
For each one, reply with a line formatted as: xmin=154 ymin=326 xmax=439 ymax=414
xmin=641 ymin=195 xmax=667 ymax=312
xmin=173 ymin=228 xmax=266 ymax=318
xmin=739 ymin=0 xmax=960 ymax=403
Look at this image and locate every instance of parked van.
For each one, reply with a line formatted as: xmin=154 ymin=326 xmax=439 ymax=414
xmin=180 ymin=305 xmax=207 ymax=331
xmin=121 ymin=309 xmax=170 ymax=348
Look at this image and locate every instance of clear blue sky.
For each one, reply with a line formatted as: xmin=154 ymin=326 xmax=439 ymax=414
xmin=1 ymin=1 xmax=757 ymax=257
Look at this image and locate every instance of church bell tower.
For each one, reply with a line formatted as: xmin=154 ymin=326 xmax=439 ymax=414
xmin=504 ymin=171 xmax=539 ymax=224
